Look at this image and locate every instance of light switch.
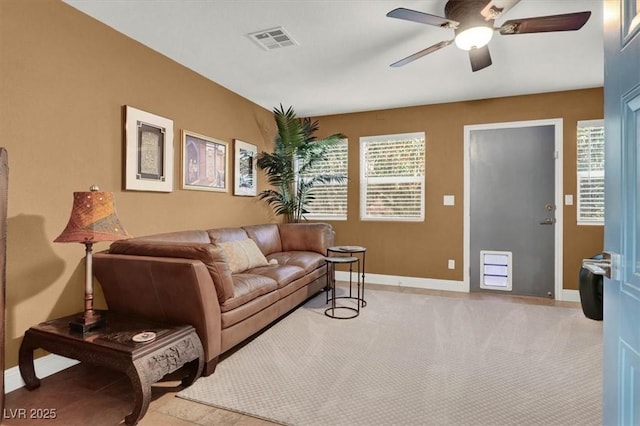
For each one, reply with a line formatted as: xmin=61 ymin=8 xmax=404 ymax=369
xmin=565 ymin=194 xmax=574 ymax=206
xmin=443 ymin=195 xmax=455 ymax=206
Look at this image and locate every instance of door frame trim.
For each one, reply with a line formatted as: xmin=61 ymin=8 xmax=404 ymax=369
xmin=463 ymin=118 xmax=564 ymax=299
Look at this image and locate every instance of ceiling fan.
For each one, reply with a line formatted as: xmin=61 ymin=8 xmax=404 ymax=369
xmin=387 ymin=0 xmax=591 ymax=72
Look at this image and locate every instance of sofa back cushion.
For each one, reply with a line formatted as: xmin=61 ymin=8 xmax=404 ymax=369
xmin=218 ymin=238 xmax=270 ymax=273
xmin=278 ymin=223 xmax=334 ymax=254
xmin=107 ymin=240 xmax=235 ymax=303
xmin=207 ymin=227 xmax=249 ymax=243
xmin=243 ymin=224 xmax=282 ymax=256
xmin=124 ymin=230 xmax=211 ymax=244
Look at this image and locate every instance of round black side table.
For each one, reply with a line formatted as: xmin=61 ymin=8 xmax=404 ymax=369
xmin=327 ymin=245 xmax=367 ymax=307
xmin=324 ymin=256 xmax=360 ymax=319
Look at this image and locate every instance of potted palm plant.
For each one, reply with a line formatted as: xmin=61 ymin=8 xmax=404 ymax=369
xmin=257 ymin=105 xmax=346 ymax=223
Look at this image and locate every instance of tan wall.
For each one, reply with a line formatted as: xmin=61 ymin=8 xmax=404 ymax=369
xmin=0 ymin=0 xmax=276 ymax=368
xmin=314 ymin=88 xmax=604 ymax=291
xmin=0 ymin=0 xmax=604 ymax=370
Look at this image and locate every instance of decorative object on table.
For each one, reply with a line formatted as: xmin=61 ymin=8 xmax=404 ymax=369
xmin=256 ymin=104 xmax=346 ymax=223
xmin=124 ymin=105 xmax=174 ymax=192
xmin=181 ymin=130 xmax=228 ymax=192
xmin=54 ymin=185 xmax=131 ymax=332
xmin=132 ymin=331 xmax=157 ymax=343
xmin=233 ymin=139 xmax=257 ymax=196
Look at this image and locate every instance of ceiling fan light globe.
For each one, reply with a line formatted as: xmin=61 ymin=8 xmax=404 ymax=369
xmin=455 ymin=26 xmax=494 ymax=50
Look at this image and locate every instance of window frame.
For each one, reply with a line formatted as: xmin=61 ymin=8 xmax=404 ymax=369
xmin=298 ymin=138 xmax=348 ymax=221
xmin=576 ymin=119 xmax=605 ymax=226
xmin=359 ymin=131 xmax=425 ymax=222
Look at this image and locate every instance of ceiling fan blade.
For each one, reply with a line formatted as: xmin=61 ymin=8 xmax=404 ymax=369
xmin=481 ymin=0 xmax=521 ymax=20
xmin=469 ymin=45 xmax=492 ymax=72
xmin=390 ymin=40 xmax=454 ymax=68
xmin=387 ymin=7 xmax=458 ymax=29
xmin=499 ymin=11 xmax=591 ymax=35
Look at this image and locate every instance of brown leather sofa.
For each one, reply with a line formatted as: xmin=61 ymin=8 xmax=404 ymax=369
xmin=93 ymin=222 xmax=334 ymax=376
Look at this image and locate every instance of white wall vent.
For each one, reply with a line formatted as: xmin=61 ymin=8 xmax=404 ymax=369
xmin=480 ymin=250 xmax=512 ymax=291
xmin=247 ymin=27 xmax=298 ymax=50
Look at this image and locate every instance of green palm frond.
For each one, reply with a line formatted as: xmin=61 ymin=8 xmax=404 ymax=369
xmin=257 ymin=105 xmax=346 ymax=223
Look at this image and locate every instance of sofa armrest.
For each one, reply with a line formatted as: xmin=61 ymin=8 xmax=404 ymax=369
xmin=108 ymin=240 xmax=234 ymax=303
xmin=278 ymin=222 xmax=335 ymax=254
xmin=93 ymin=252 xmax=222 ymax=365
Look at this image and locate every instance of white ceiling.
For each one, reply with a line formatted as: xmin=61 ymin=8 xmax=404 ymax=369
xmin=62 ymin=0 xmax=604 ymax=117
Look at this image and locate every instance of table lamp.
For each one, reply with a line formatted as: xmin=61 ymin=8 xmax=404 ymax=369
xmin=54 ymin=185 xmax=131 ymax=332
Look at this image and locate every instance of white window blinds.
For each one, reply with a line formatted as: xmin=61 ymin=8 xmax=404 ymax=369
xmin=577 ymin=120 xmax=605 ymax=225
xmin=360 ymin=132 xmax=425 ymax=221
xmin=300 ymin=139 xmax=348 ymax=220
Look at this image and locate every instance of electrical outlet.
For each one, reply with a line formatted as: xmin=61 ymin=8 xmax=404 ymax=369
xmin=448 ymin=259 xmax=455 ymax=270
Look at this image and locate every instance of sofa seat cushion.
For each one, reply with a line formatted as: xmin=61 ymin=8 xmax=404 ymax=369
xmin=221 ymin=274 xmax=277 ymax=312
xmin=267 ymin=251 xmax=326 ymax=273
xmin=277 ymin=266 xmax=325 ymax=299
xmin=246 ymin=264 xmax=306 ymax=289
xmin=220 ymin=290 xmax=280 ymax=329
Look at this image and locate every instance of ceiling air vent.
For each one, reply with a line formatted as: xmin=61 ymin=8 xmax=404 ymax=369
xmin=247 ymin=27 xmax=298 ymax=50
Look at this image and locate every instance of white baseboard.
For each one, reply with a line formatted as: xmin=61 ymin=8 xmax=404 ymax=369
xmin=560 ymin=289 xmax=581 ymax=302
xmin=336 ymin=271 xmax=583 ymax=302
xmin=335 ymin=271 xmax=467 ymax=292
xmin=4 ymin=354 xmax=78 ymax=394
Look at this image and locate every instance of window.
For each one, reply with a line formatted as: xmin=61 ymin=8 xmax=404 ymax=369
xmin=577 ymin=119 xmax=605 ymax=225
xmin=360 ymin=132 xmax=425 ymax=221
xmin=300 ymin=139 xmax=348 ymax=220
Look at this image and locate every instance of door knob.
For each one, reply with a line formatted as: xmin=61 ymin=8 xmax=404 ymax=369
xmin=539 ymin=217 xmax=556 ymax=225
xmin=582 ymin=251 xmax=620 ymax=280
xmin=582 ymin=258 xmax=610 ymax=278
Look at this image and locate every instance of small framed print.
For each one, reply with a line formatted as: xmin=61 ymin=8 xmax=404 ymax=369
xmin=124 ymin=106 xmax=174 ymax=192
xmin=234 ymin=140 xmax=257 ymax=196
xmin=181 ymin=130 xmax=228 ymax=192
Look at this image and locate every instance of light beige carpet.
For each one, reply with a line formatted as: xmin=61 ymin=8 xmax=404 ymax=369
xmin=178 ymin=288 xmax=602 ymax=426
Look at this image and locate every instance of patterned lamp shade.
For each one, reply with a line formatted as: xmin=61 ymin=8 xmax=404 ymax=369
xmin=54 ymin=186 xmax=131 ymax=243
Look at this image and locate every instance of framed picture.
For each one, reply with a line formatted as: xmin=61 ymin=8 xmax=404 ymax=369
xmin=234 ymin=140 xmax=258 ymax=196
xmin=181 ymin=130 xmax=228 ymax=192
xmin=124 ymin=106 xmax=174 ymax=192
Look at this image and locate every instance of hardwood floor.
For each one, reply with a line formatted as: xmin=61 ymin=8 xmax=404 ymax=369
xmin=4 ymin=362 xmax=275 ymax=425
xmin=3 ymin=285 xmax=581 ymax=426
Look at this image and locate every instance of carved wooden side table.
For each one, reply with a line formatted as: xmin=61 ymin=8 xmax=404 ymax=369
xmin=18 ymin=311 xmax=204 ymax=425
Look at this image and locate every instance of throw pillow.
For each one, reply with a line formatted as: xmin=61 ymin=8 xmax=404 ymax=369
xmin=218 ymin=238 xmax=269 ymax=273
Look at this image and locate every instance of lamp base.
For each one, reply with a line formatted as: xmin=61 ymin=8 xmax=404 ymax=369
xmin=69 ymin=311 xmax=106 ymax=333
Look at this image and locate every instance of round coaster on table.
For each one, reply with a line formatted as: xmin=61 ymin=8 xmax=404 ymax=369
xmin=132 ymin=331 xmax=156 ymax=343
